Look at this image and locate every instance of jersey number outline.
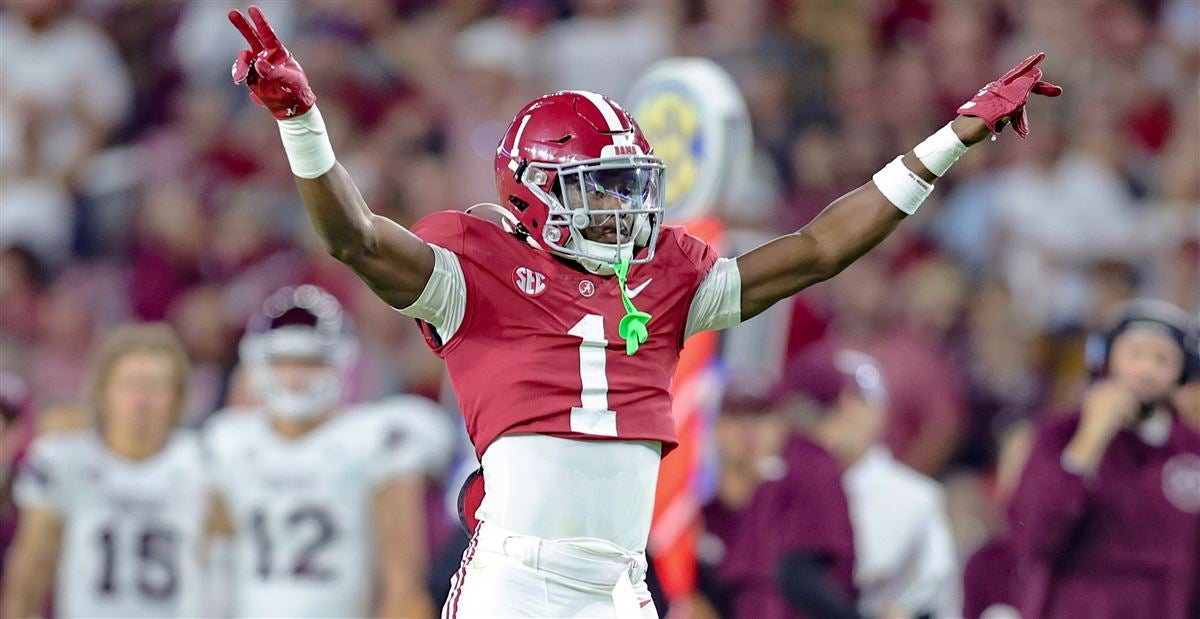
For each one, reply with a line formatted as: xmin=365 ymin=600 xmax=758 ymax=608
xmin=568 ymin=314 xmax=619 ymax=437
xmin=96 ymin=524 xmax=179 ymax=600
xmin=251 ymin=505 xmax=338 ymax=581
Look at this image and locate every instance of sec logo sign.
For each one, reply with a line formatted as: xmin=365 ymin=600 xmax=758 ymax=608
xmin=513 ymin=266 xmax=547 ymax=297
xmin=628 ymin=58 xmax=751 ymax=222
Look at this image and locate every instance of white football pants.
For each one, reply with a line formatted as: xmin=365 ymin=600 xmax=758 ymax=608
xmin=442 ymin=522 xmax=659 ymax=618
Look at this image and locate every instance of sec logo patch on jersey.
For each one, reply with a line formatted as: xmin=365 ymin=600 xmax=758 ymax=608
xmin=513 ymin=266 xmax=547 ymax=297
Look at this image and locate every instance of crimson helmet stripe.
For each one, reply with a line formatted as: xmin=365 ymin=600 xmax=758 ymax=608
xmin=571 ymin=90 xmax=625 ymax=133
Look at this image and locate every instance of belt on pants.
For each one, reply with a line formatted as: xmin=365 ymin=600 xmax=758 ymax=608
xmin=474 ymin=522 xmax=648 ymax=617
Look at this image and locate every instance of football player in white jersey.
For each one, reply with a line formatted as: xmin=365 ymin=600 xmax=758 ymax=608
xmin=3 ymin=324 xmax=210 ymax=619
xmin=205 ymin=285 xmax=453 ymax=618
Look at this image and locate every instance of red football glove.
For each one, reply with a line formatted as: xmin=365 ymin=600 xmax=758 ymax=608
xmin=957 ymin=52 xmax=1062 ymax=139
xmin=228 ymin=6 xmax=315 ymax=120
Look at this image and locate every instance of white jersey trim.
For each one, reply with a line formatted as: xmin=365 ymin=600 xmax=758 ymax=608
xmin=396 ymin=243 xmax=467 ymax=343
xmin=685 ymin=257 xmax=742 ymax=338
xmin=478 ymin=435 xmax=662 ymax=551
xmin=397 ymin=245 xmax=740 ymax=343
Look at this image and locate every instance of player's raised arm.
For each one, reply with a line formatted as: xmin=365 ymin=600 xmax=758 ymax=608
xmin=736 ymin=53 xmax=1061 ymax=320
xmin=228 ymin=6 xmax=433 ymax=309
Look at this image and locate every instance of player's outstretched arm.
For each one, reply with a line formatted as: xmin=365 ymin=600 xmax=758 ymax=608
xmin=293 ymin=165 xmax=435 ymax=308
xmin=373 ymin=476 xmax=435 ymax=619
xmin=736 ymin=53 xmax=1061 ymax=320
xmin=229 ymin=6 xmax=433 ymax=309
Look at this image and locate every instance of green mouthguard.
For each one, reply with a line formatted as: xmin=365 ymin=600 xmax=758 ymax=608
xmin=613 ymin=259 xmax=651 ymax=356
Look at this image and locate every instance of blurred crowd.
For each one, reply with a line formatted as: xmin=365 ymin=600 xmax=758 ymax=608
xmin=1 ymin=0 xmax=1198 ymax=617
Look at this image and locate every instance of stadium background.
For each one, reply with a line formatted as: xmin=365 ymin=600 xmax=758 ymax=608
xmin=0 ymin=0 xmax=1197 ymax=615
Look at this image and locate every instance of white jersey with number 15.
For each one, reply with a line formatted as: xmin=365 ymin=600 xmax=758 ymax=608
xmin=14 ymin=430 xmax=209 ymax=619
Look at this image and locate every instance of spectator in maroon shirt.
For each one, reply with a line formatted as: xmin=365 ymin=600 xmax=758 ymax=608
xmin=1008 ymin=299 xmax=1200 ymax=619
xmin=698 ymin=366 xmax=859 ymax=619
xmin=803 ymin=255 xmax=967 ymax=477
xmin=962 ymin=422 xmax=1034 ymax=619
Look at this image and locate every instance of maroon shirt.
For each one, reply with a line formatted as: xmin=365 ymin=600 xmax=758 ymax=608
xmin=796 ymin=331 xmax=965 ymax=474
xmin=868 ymin=328 xmax=965 ymax=471
xmin=411 ymin=211 xmax=717 ymax=459
xmin=962 ymin=535 xmax=1018 ymax=619
xmin=702 ymin=435 xmax=856 ymax=619
xmin=1009 ymin=410 xmax=1200 ymax=619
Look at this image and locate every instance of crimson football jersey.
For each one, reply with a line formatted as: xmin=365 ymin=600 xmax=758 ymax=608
xmin=411 ymin=211 xmax=718 ymax=459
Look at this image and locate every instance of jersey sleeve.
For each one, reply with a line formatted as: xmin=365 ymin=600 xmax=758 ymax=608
xmin=685 ymin=257 xmax=742 ymax=337
xmin=668 ymin=228 xmax=741 ymax=338
xmin=396 ymin=245 xmax=467 ymax=342
xmin=357 ymin=396 xmax=456 ymax=491
xmin=13 ymin=435 xmax=74 ymax=513
xmin=398 ymin=211 xmax=471 ymax=346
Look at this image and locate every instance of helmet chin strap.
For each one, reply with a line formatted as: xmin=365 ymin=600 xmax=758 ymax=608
xmin=574 ymin=238 xmax=633 ymax=276
xmin=567 ymin=214 xmax=652 ymax=276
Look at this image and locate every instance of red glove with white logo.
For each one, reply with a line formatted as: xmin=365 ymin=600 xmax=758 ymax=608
xmin=229 ymin=6 xmax=315 ymax=120
xmin=958 ymin=52 xmax=1062 ymax=139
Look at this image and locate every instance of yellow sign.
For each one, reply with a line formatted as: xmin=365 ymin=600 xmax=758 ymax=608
xmin=636 ymin=90 xmax=700 ymax=207
xmin=628 ymin=59 xmax=751 ymax=221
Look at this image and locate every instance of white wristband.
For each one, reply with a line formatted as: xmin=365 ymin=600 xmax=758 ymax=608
xmin=277 ymin=107 xmax=336 ymax=179
xmin=913 ymin=122 xmax=968 ymax=177
xmin=872 ymin=156 xmax=932 ymax=215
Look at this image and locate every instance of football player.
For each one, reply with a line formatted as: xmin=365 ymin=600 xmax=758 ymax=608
xmin=3 ymin=324 xmax=209 ymax=619
xmin=203 ymin=285 xmax=453 ymax=618
xmin=227 ymin=6 xmax=1060 ymax=616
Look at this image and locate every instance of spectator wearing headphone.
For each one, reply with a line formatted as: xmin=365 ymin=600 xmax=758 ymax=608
xmin=1008 ymin=299 xmax=1200 ymax=619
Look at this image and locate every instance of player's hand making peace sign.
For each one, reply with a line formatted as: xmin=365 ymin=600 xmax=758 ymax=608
xmin=957 ymin=52 xmax=1062 ymax=139
xmin=229 ymin=5 xmax=315 ymax=119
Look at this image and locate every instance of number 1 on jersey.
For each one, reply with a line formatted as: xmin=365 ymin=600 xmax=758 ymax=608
xmin=569 ymin=314 xmax=618 ymax=437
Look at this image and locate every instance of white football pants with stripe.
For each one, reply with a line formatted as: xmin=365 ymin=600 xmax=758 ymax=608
xmin=442 ymin=522 xmax=659 ymax=618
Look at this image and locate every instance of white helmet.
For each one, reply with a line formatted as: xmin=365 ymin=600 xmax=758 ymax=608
xmin=239 ymin=285 xmax=357 ymax=420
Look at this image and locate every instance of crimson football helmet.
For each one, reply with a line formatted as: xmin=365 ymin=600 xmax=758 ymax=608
xmin=494 ymin=90 xmax=665 ymax=276
xmin=239 ymin=285 xmax=357 ymax=420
